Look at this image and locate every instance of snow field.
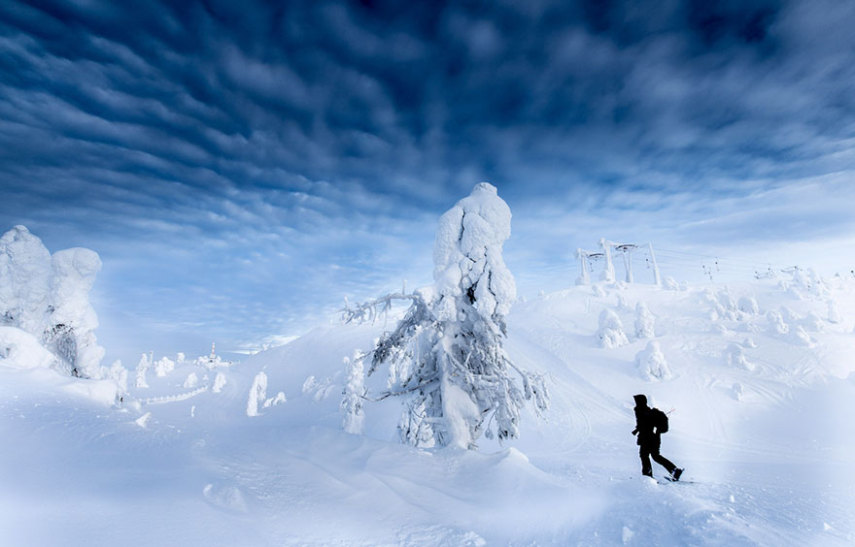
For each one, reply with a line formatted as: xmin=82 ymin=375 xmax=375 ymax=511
xmin=1 ymin=274 xmax=855 ymax=545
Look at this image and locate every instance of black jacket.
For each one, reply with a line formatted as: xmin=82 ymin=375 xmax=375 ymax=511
xmin=633 ymin=405 xmax=660 ymax=446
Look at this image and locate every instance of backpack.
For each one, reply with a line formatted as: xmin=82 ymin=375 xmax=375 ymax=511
xmin=651 ymin=407 xmax=669 ymax=434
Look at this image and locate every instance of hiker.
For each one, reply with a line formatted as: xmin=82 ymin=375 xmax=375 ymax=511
xmin=631 ymin=394 xmax=683 ymax=481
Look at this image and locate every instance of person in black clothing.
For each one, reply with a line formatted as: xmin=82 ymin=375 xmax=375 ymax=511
xmin=632 ymin=394 xmax=683 ymax=480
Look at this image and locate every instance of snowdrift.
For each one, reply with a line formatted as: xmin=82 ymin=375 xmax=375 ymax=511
xmin=2 ymin=273 xmax=855 ymax=545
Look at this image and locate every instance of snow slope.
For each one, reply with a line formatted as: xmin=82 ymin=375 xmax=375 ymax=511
xmin=1 ymin=274 xmax=854 ymax=545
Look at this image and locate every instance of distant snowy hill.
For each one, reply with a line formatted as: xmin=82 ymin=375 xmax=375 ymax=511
xmin=2 ymin=273 xmax=854 ymax=545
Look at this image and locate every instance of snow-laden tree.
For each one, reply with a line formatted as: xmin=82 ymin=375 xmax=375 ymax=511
xmin=340 ymin=351 xmax=367 ymax=435
xmin=0 ymin=226 xmax=105 ymax=377
xmin=634 ymin=302 xmax=655 ymax=339
xmin=636 ymin=341 xmax=671 ymax=381
xmin=597 ymin=309 xmax=628 ymax=348
xmin=246 ymin=371 xmax=268 ymax=417
xmin=0 ymin=226 xmax=52 ymax=334
xmin=135 ymin=353 xmax=151 ymax=388
xmin=342 ymin=183 xmax=548 ymax=449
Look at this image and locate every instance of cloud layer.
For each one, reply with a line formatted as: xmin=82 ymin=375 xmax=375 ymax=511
xmin=2 ymin=0 xmax=854 ymax=362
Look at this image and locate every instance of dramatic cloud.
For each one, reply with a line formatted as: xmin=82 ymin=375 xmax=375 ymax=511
xmin=2 ymin=0 xmax=854 ymax=362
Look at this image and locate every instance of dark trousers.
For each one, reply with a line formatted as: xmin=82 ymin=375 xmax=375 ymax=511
xmin=640 ymin=440 xmax=676 ymax=477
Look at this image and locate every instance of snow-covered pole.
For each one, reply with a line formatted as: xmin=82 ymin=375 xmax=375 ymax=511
xmin=599 ymin=238 xmax=615 ymax=283
xmin=617 ymin=244 xmax=634 ymax=283
xmin=647 ymin=243 xmax=661 ymax=286
xmin=576 ymin=248 xmax=590 ymax=285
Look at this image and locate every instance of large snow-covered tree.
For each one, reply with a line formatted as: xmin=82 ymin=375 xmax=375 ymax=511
xmin=342 ymin=183 xmax=548 ymax=449
xmin=0 ymin=225 xmax=105 ymax=378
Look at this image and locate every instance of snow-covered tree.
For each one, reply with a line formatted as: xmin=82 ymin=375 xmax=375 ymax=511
xmin=343 ymin=183 xmax=548 ymax=449
xmin=246 ymin=371 xmax=268 ymax=417
xmin=135 ymin=353 xmax=151 ymax=388
xmin=153 ymin=356 xmax=175 ymax=377
xmin=0 ymin=226 xmax=105 ymax=378
xmin=341 ymin=352 xmax=367 ymax=435
xmin=636 ymin=341 xmax=671 ymax=381
xmin=725 ymin=343 xmax=754 ymax=371
xmin=597 ymin=309 xmax=628 ymax=348
xmin=212 ymin=372 xmax=227 ymax=393
xmin=0 ymin=226 xmax=52 ymax=334
xmin=634 ymin=302 xmax=655 ymax=339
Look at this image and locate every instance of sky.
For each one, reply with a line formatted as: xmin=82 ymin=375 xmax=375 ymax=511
xmin=2 ymin=0 xmax=855 ymax=365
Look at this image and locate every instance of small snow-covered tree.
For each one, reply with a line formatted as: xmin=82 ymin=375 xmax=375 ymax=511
xmin=340 ymin=352 xmax=366 ymax=434
xmin=634 ymin=302 xmax=655 ymax=339
xmin=343 ymin=183 xmax=548 ymax=449
xmin=212 ymin=372 xmax=227 ymax=393
xmin=725 ymin=343 xmax=754 ymax=371
xmin=0 ymin=226 xmax=106 ymax=378
xmin=597 ymin=309 xmax=628 ymax=348
xmin=154 ymin=356 xmax=175 ymax=377
xmin=135 ymin=353 xmax=151 ymax=388
xmin=246 ymin=371 xmax=268 ymax=417
xmin=636 ymin=341 xmax=671 ymax=381
xmin=827 ymin=299 xmax=841 ymax=324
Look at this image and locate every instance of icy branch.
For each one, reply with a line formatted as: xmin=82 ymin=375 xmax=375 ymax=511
xmin=341 ymin=292 xmax=422 ymax=325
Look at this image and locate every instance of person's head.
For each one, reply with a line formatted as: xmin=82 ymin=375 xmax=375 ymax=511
xmin=633 ymin=394 xmax=647 ymax=408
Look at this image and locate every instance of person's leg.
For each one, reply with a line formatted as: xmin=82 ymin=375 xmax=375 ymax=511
xmin=650 ymin=443 xmax=676 ymax=474
xmin=639 ymin=446 xmax=653 ymax=477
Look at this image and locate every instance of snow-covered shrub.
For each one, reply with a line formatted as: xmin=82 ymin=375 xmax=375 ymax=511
xmin=780 ymin=306 xmax=799 ymax=323
xmin=0 ymin=226 xmax=105 ymax=378
xmin=135 ymin=353 xmax=151 ymax=388
xmin=212 ymin=372 xmax=227 ymax=393
xmin=663 ymin=277 xmax=681 ymax=291
xmin=732 ymin=383 xmax=744 ymax=401
xmin=636 ymin=341 xmax=671 ymax=381
xmin=725 ymin=343 xmax=754 ymax=371
xmin=597 ymin=309 xmax=628 ymax=348
xmin=341 ymin=352 xmax=366 ymax=435
xmin=153 ymin=356 xmax=175 ymax=377
xmin=183 ymin=372 xmax=199 ymax=389
xmin=737 ymin=296 xmax=759 ymax=316
xmin=634 ymin=302 xmax=655 ymax=339
xmin=717 ymin=291 xmax=738 ymax=317
xmin=263 ymin=392 xmax=286 ymax=408
xmin=592 ymin=284 xmax=606 ymax=298
xmin=767 ymin=311 xmax=789 ymax=335
xmin=828 ymin=300 xmax=842 ymax=324
xmin=246 ymin=371 xmax=268 ymax=417
xmin=803 ymin=312 xmax=824 ymax=332
xmin=103 ymin=360 xmax=128 ymax=397
xmin=342 ymin=183 xmax=548 ymax=449
xmin=790 ymin=325 xmax=814 ymax=347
